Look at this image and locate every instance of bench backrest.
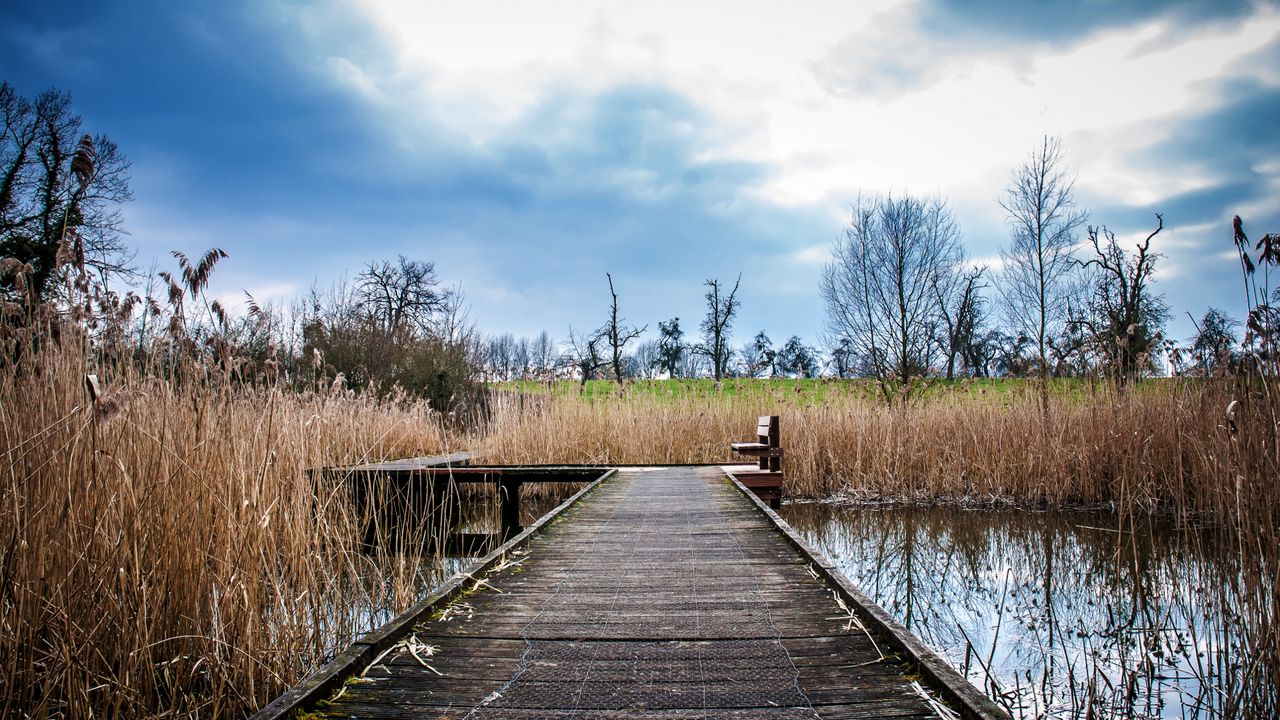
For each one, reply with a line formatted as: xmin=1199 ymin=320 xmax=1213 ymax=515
xmin=756 ymin=415 xmax=780 ymax=447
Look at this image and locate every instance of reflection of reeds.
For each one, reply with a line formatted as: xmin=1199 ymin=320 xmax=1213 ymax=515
xmin=781 ymin=503 xmax=1274 ymax=718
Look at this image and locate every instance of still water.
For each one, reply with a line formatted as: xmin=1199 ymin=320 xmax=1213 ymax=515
xmin=778 ymin=502 xmax=1264 ymax=719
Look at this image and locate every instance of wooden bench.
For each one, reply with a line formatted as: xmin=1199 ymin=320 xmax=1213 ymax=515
xmin=730 ymin=415 xmax=782 ymax=471
xmin=728 ymin=415 xmax=783 ymax=508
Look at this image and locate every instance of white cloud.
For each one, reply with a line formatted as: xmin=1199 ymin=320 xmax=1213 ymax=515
xmin=213 ymin=281 xmax=297 ymax=317
xmin=967 ymin=254 xmax=1008 ymax=272
xmin=302 ymin=0 xmax=1280 ymax=220
xmin=790 ymin=244 xmax=829 ymax=266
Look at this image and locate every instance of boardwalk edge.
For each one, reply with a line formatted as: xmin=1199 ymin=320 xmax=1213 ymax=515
xmin=724 ymin=469 xmax=1012 ymax=720
xmin=249 ymin=468 xmax=616 ymax=720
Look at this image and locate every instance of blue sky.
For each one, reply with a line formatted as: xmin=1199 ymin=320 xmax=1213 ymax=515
xmin=2 ymin=0 xmax=1278 ymax=348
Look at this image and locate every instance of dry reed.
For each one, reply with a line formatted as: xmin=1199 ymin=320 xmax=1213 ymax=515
xmin=0 ymin=322 xmax=458 ymax=717
xmin=2 ymin=323 xmax=1274 ymax=716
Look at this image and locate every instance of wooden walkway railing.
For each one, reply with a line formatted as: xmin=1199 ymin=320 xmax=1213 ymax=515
xmin=256 ymin=465 xmax=1007 ymax=719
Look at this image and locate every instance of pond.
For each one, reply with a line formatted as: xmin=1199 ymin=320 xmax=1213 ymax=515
xmin=778 ymin=502 xmax=1269 ymax=719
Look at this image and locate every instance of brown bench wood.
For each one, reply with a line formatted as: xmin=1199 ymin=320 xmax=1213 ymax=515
xmin=730 ymin=415 xmax=782 ymax=470
xmin=728 ymin=415 xmax=783 ymax=508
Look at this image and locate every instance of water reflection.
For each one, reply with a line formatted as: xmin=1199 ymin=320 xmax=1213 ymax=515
xmin=779 ymin=503 xmax=1266 ymax=719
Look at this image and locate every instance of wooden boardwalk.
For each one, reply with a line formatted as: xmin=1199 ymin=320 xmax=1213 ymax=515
xmin=294 ymin=467 xmax=989 ymax=719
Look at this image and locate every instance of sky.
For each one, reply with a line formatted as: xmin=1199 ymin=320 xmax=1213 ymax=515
xmin=2 ymin=0 xmax=1278 ymax=349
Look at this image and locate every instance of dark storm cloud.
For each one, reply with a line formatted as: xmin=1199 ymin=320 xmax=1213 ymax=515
xmin=1160 ymin=80 xmax=1280 ymax=176
xmin=920 ymin=0 xmax=1265 ymax=44
xmin=389 ymin=84 xmax=811 ymax=281
xmin=0 ymin=0 xmax=387 ymax=217
xmin=0 ymin=0 xmax=828 ymax=338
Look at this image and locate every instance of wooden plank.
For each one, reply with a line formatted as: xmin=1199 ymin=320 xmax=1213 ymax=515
xmin=296 ymin=468 xmax=967 ymax=719
xmin=327 ymin=451 xmax=476 ymax=473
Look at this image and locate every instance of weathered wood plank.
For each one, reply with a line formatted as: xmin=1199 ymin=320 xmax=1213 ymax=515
xmin=304 ymin=468 xmax=975 ymax=719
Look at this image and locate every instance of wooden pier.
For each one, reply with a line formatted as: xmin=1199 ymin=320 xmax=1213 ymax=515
xmin=257 ymin=466 xmax=1006 ymax=720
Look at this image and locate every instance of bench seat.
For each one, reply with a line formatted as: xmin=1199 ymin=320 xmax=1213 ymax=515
xmin=729 ymin=415 xmax=782 ymax=471
xmin=729 ymin=442 xmax=783 ymax=457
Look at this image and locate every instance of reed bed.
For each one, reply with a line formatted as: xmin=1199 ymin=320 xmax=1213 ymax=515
xmin=481 ymin=383 xmax=1218 ymax=508
xmin=3 ymin=318 xmax=1274 ymax=717
xmin=0 ymin=323 xmax=460 ymax=717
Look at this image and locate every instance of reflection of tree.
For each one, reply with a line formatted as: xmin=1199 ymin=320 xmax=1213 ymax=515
xmin=780 ymin=504 xmax=1260 ymax=718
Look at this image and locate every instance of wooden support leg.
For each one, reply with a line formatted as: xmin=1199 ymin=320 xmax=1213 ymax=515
xmin=432 ymin=477 xmax=462 ymax=525
xmin=499 ymin=478 xmax=522 ymax=539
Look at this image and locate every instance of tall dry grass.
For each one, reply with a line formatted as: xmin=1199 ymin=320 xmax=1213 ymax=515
xmin=0 ymin=319 xmax=459 ymax=717
xmin=481 ymin=383 xmax=1216 ymax=506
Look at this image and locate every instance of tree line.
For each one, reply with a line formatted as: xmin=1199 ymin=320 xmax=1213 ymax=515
xmin=475 ymin=274 xmax=825 ymax=387
xmin=477 ymin=140 xmax=1255 ymax=395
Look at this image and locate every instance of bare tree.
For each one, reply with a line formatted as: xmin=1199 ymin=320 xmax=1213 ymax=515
xmin=488 ymin=333 xmax=516 ymax=380
xmin=692 ymin=275 xmax=741 ymax=382
xmin=933 ymin=266 xmax=987 ymax=379
xmin=430 ymin=282 xmax=474 ymax=345
xmin=827 ymin=335 xmax=857 ymax=378
xmin=563 ymin=326 xmax=606 ymax=392
xmin=999 ymin=136 xmax=1089 ymax=413
xmin=531 ymin=330 xmax=555 ymax=378
xmin=514 ymin=336 xmax=531 ymax=380
xmin=1188 ymin=308 xmax=1238 ymax=374
xmin=656 ymin=318 xmax=685 ymax=378
xmin=0 ymin=83 xmax=134 ymax=298
xmin=821 ymin=194 xmax=963 ymax=403
xmin=1079 ymin=214 xmax=1168 ymax=386
xmin=600 ymin=273 xmax=647 ymax=389
xmin=631 ymin=339 xmax=662 ymax=379
xmin=356 ymin=255 xmax=443 ymax=337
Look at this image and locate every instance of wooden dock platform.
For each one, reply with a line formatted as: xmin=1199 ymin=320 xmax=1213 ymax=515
xmin=257 ymin=466 xmax=1006 ymax=719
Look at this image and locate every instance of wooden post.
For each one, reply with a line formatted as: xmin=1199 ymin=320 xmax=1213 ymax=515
xmin=757 ymin=415 xmax=778 ymax=471
xmin=499 ymin=477 xmax=522 ymax=539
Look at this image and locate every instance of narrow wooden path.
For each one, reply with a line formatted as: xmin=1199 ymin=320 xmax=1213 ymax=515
xmin=315 ymin=467 xmax=950 ymax=719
